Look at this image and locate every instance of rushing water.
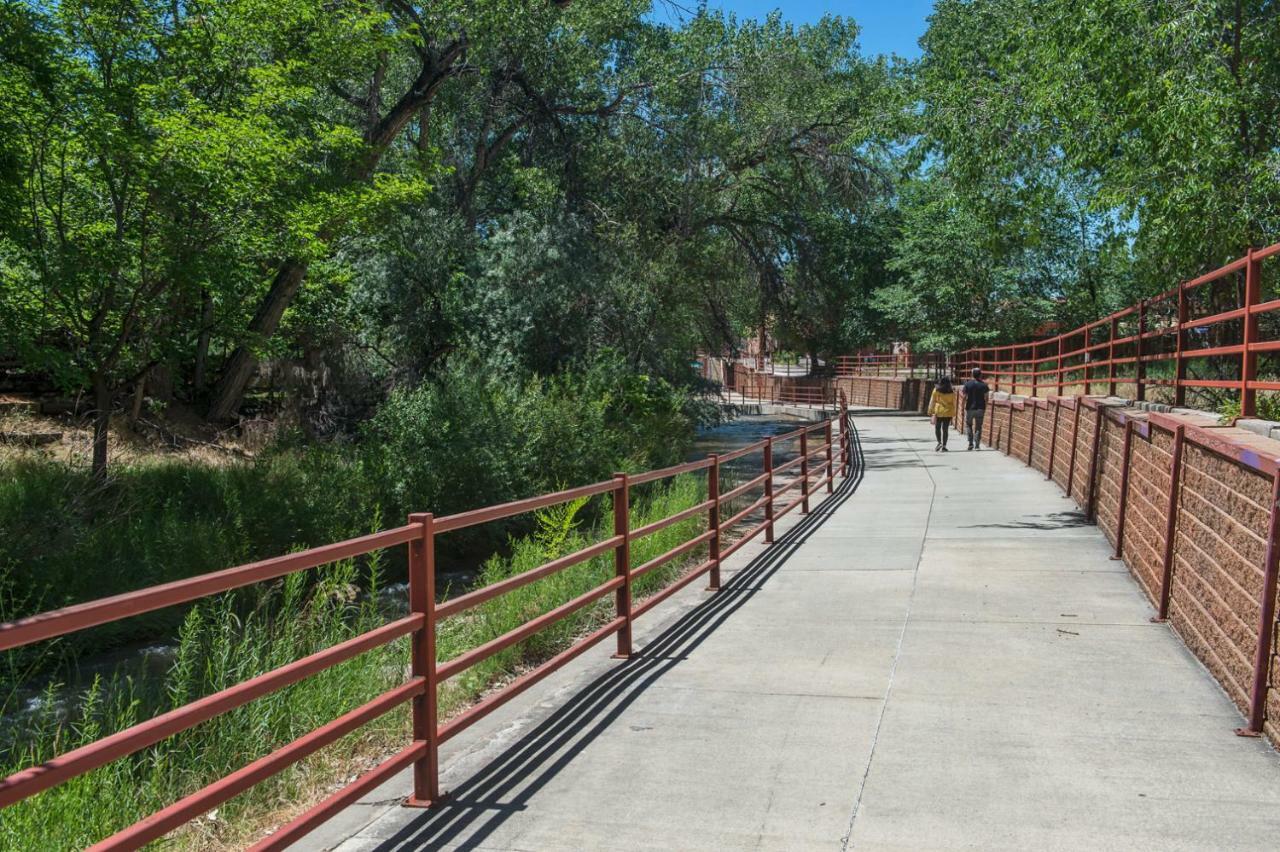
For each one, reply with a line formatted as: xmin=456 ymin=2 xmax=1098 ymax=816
xmin=689 ymin=412 xmax=813 ymax=459
xmin=2 ymin=412 xmax=810 ymax=729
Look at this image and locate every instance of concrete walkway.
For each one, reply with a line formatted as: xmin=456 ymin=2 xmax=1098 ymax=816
xmin=307 ymin=414 xmax=1280 ymax=851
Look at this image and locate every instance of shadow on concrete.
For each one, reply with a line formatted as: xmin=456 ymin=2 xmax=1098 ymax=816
xmin=963 ymin=510 xmax=1090 ymax=531
xmin=365 ymin=428 xmax=869 ymax=851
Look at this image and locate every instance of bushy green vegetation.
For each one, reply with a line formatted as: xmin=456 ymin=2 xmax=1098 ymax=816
xmin=1 ymin=474 xmax=707 ymax=850
xmin=0 ymin=355 xmax=699 ymax=671
xmin=1219 ymin=393 xmax=1280 ymax=424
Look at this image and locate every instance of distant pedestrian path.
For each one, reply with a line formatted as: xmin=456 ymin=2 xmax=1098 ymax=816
xmin=309 ymin=412 xmax=1280 ymax=851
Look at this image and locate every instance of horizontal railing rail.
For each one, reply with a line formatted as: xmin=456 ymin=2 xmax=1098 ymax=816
xmin=953 ymin=243 xmax=1280 ymax=415
xmin=834 ymin=353 xmax=947 ymax=378
xmin=725 ymin=363 xmax=836 ymax=407
xmin=0 ymin=403 xmax=855 ymax=850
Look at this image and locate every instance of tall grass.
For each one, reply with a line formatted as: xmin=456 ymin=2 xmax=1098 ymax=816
xmin=436 ymin=474 xmax=708 ymax=711
xmin=0 ymin=452 xmax=380 ymax=682
xmin=0 ymin=475 xmax=707 ymax=850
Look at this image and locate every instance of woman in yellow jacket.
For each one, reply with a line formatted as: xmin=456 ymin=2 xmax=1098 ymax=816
xmin=928 ymin=376 xmax=958 ymax=452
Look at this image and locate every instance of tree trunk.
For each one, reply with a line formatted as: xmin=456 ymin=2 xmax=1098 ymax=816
xmin=92 ymin=372 xmax=111 ymax=480
xmin=128 ymin=375 xmax=146 ymax=430
xmin=194 ymin=288 xmax=213 ymax=393
xmin=207 ymin=259 xmax=309 ymax=421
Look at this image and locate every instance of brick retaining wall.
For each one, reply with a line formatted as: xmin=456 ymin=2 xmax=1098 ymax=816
xmin=982 ymin=394 xmax=1280 ymax=745
xmin=833 ymin=376 xmax=906 ymax=410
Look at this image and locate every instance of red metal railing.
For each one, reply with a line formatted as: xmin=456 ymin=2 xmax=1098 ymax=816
xmin=834 ymin=353 xmax=946 ymax=378
xmin=727 ymin=364 xmax=834 ymax=407
xmin=0 ymin=407 xmax=853 ymax=849
xmin=954 ymin=243 xmax=1280 ymax=415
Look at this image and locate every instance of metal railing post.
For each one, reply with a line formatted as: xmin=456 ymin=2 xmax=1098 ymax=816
xmin=1112 ymin=419 xmax=1135 ymax=561
xmin=1083 ymin=326 xmax=1091 ymax=395
xmin=1031 ymin=342 xmax=1039 ymax=398
xmin=1047 ymin=398 xmax=1061 ymax=482
xmin=613 ymin=473 xmax=633 ymax=657
xmin=1056 ymin=337 xmax=1065 ymax=396
xmin=825 ymin=421 xmax=834 ymax=493
xmin=1242 ymin=247 xmax=1260 ymax=417
xmin=839 ymin=393 xmax=851 ymax=477
xmin=1154 ymin=425 xmax=1186 ymax=622
xmin=1027 ymin=404 xmax=1038 ymax=465
xmin=1065 ymin=401 xmax=1083 ymax=498
xmin=406 ymin=512 xmax=440 ymax=807
xmin=764 ymin=437 xmax=776 ymax=543
xmin=707 ymin=455 xmax=721 ymax=590
xmin=1136 ymin=300 xmax=1147 ymax=401
xmin=1085 ymin=405 xmax=1105 ymax=521
xmin=800 ymin=429 xmax=811 ymax=514
xmin=1175 ymin=284 xmax=1188 ymax=408
xmin=1006 ymin=402 xmax=1015 ymax=455
xmin=1108 ymin=316 xmax=1118 ymax=397
xmin=1238 ymin=469 xmax=1280 ymax=736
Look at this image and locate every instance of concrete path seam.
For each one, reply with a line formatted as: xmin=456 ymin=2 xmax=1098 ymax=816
xmin=839 ymin=418 xmax=936 ymax=851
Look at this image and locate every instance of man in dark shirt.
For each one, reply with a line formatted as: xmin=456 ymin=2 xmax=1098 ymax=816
xmin=960 ymin=368 xmax=990 ymax=450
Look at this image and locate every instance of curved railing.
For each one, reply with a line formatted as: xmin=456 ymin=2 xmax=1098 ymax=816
xmin=954 ymin=243 xmax=1280 ymax=415
xmin=0 ymin=407 xmax=853 ymax=850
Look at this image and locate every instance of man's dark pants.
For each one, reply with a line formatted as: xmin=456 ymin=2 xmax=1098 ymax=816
xmin=965 ymin=409 xmax=985 ymax=448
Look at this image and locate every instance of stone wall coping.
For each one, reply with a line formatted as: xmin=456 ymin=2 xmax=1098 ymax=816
xmin=988 ymin=392 xmax=1280 ymax=477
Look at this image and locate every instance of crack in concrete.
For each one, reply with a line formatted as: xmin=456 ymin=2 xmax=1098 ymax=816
xmin=840 ymin=420 xmax=936 ymax=851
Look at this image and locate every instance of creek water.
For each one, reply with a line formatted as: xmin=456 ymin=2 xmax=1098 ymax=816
xmin=1 ymin=413 xmax=812 ymax=730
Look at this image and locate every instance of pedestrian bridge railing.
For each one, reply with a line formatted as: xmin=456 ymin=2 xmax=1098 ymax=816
xmin=0 ymin=409 xmax=852 ymax=850
xmin=955 ymin=243 xmax=1280 ymax=415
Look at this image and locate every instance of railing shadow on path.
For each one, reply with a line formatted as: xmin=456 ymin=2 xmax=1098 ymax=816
xmin=363 ymin=428 xmax=869 ymax=851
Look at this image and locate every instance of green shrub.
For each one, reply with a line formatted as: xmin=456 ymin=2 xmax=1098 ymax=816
xmin=363 ymin=356 xmax=695 ymax=545
xmin=1218 ymin=392 xmax=1280 ymax=423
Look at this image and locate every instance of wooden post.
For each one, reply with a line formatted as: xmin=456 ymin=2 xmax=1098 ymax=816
xmin=1154 ymin=426 xmax=1186 ymax=622
xmin=613 ymin=473 xmax=632 ymax=657
xmin=406 ymin=512 xmax=440 ymax=807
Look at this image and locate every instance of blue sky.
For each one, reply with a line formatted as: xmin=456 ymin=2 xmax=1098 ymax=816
xmin=649 ymin=1 xmax=936 ymax=59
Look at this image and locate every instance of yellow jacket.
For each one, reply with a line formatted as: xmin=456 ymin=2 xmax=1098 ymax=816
xmin=928 ymin=389 xmax=957 ymax=418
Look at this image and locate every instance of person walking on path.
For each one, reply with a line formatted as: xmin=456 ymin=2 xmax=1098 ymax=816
xmin=928 ymin=376 xmax=958 ymax=452
xmin=960 ymin=367 xmax=990 ymax=451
